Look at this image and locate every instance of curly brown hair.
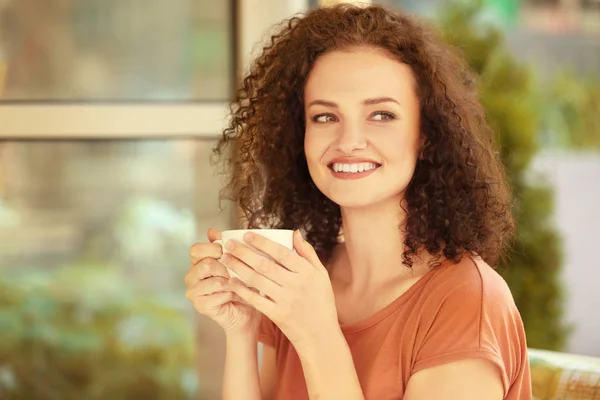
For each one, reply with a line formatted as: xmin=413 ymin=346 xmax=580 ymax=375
xmin=214 ymin=3 xmax=514 ymax=268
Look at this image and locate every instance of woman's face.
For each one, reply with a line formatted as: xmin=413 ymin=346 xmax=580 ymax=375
xmin=304 ymin=46 xmax=421 ymax=209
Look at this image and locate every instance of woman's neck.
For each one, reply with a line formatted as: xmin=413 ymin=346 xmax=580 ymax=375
xmin=330 ymin=197 xmax=428 ymax=291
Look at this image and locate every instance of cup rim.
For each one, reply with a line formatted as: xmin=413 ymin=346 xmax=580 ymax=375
xmin=221 ymin=228 xmax=294 ymax=234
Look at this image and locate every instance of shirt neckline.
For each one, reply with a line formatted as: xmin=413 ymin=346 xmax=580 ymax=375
xmin=339 ymin=258 xmax=452 ymax=334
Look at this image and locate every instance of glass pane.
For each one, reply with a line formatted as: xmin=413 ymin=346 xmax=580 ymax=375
xmin=0 ymin=139 xmax=234 ymax=398
xmin=0 ymin=0 xmax=233 ymax=101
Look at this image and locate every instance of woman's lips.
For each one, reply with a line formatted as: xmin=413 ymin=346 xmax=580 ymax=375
xmin=328 ymin=164 xmax=380 ymax=180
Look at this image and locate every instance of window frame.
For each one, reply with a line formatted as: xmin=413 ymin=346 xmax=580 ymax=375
xmin=0 ymin=0 xmax=238 ymax=140
xmin=0 ymin=103 xmax=230 ymax=139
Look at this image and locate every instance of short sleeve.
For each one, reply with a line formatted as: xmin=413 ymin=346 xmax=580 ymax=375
xmin=411 ymin=258 xmax=528 ymax=397
xmin=258 ymin=313 xmax=279 ymax=348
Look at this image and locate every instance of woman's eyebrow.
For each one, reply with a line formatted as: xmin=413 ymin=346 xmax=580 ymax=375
xmin=307 ymin=99 xmax=339 ymax=108
xmin=307 ymin=97 xmax=401 ymax=108
xmin=363 ymin=96 xmax=401 ymax=106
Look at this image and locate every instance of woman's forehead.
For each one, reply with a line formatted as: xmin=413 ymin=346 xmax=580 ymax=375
xmin=304 ymin=49 xmax=417 ymax=104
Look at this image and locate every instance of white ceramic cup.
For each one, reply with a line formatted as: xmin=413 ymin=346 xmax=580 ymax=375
xmin=215 ymin=229 xmax=294 ymax=286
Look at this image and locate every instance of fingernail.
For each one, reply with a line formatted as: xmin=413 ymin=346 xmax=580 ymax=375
xmin=225 ymin=240 xmax=234 ymax=251
xmin=244 ymin=232 xmax=254 ymax=243
xmin=221 ymin=253 xmax=231 ymax=263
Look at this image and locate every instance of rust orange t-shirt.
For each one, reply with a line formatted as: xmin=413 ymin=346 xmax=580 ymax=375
xmin=258 ymin=256 xmax=531 ymax=399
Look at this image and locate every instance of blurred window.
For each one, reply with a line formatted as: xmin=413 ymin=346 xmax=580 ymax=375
xmin=0 ymin=0 xmax=233 ymax=101
xmin=0 ymin=139 xmax=234 ymax=398
xmin=0 ymin=1 xmax=236 ymax=398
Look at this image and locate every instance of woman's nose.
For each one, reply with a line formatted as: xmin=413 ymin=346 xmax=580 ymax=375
xmin=336 ymin=122 xmax=367 ymax=154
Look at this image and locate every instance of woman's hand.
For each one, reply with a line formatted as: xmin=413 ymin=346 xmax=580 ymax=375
xmin=185 ymin=228 xmax=262 ymax=337
xmin=221 ymin=230 xmax=340 ymax=351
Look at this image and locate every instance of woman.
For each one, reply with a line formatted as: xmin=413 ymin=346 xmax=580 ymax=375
xmin=185 ymin=3 xmax=531 ymax=399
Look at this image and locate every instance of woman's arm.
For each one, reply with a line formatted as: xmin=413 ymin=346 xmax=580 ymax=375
xmin=404 ymin=359 xmax=503 ymax=400
xmin=222 ymin=334 xmax=277 ymax=400
xmin=222 ymin=333 xmax=261 ymax=400
xmin=296 ymin=328 xmax=364 ymax=400
xmin=259 ymin=345 xmax=277 ymax=400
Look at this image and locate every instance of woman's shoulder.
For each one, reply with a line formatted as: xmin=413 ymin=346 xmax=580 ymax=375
xmin=423 ymin=254 xmax=518 ymax=312
xmin=411 ymin=256 xmax=529 ymax=394
xmin=413 ymin=255 xmax=526 ymax=355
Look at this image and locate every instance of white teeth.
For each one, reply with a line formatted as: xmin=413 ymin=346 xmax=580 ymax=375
xmin=331 ymin=162 xmax=379 ymax=173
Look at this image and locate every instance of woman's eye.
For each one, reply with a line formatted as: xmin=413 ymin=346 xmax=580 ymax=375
xmin=312 ymin=114 xmax=337 ymax=123
xmin=371 ymin=111 xmax=396 ymax=121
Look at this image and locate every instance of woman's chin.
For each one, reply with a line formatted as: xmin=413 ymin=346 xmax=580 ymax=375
xmin=323 ymin=189 xmax=405 ymax=211
xmin=329 ymin=194 xmax=387 ymax=210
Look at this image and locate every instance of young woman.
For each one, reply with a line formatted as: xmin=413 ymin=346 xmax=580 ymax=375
xmin=185 ymin=4 xmax=531 ymax=399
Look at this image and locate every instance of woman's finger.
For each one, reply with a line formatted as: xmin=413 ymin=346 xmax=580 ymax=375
xmin=184 ymin=258 xmax=229 ymax=286
xmin=223 ymin=254 xmax=283 ymax=299
xmin=186 ymin=276 xmax=229 ymax=297
xmin=190 ymin=242 xmax=223 ymax=264
xmin=207 ymin=228 xmax=222 ymax=243
xmin=228 ymin=278 xmax=276 ymax=316
xmin=191 ymin=291 xmax=243 ymax=314
xmin=240 ymin=233 xmax=304 ymax=273
xmin=224 ymin=240 xmax=295 ymax=285
xmin=291 ymin=229 xmax=324 ymax=270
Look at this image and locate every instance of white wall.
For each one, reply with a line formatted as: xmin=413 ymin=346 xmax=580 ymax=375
xmin=531 ymin=150 xmax=600 ymax=356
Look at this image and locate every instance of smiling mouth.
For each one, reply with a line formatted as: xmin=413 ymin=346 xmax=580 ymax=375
xmin=327 ymin=162 xmax=381 ymax=173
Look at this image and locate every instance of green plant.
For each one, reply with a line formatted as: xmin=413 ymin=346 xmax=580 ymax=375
xmin=0 ymin=266 xmax=197 ymax=400
xmin=0 ymin=197 xmax=201 ymax=399
xmin=541 ymin=73 xmax=600 ymax=149
xmin=436 ymin=1 xmax=568 ymax=350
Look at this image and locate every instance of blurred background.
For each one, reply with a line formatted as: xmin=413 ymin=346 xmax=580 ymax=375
xmin=0 ymin=0 xmax=598 ymax=398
